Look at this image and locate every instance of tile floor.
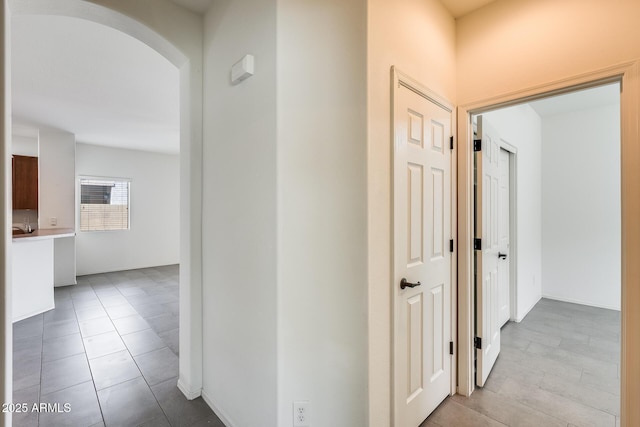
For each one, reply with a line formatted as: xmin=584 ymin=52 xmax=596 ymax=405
xmin=422 ymin=298 xmax=621 ymax=427
xmin=14 ymin=277 xmax=620 ymax=427
xmin=12 ymin=265 xmax=224 ymax=427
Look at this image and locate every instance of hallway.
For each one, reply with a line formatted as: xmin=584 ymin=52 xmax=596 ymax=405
xmin=12 ymin=265 xmax=222 ymax=427
xmin=423 ymin=299 xmax=620 ymax=427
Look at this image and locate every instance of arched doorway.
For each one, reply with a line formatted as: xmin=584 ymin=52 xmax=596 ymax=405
xmin=2 ymin=1 xmax=204 ymax=424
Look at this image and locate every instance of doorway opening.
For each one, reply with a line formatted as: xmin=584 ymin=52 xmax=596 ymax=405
xmin=476 ymin=81 xmax=620 ymax=413
xmin=9 ymin=12 xmax=188 ymax=426
xmin=452 ymin=68 xmax=628 ymax=426
xmin=4 ymin=1 xmax=205 ymax=425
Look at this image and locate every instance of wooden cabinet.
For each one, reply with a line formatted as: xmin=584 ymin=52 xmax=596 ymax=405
xmin=12 ymin=155 xmax=38 ymax=210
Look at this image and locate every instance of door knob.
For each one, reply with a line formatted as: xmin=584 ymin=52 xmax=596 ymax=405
xmin=498 ymin=252 xmax=507 ymax=260
xmin=400 ymin=278 xmax=421 ymax=289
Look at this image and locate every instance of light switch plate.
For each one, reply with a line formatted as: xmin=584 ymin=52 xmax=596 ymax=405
xmin=50 ymin=217 xmax=57 ymax=226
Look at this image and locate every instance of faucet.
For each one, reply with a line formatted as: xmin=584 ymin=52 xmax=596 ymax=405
xmin=13 ymin=219 xmax=34 ymax=234
xmin=24 ymin=217 xmax=32 ymax=233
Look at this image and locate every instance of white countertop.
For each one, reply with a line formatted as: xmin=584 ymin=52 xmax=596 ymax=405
xmin=12 ymin=228 xmax=75 ymax=242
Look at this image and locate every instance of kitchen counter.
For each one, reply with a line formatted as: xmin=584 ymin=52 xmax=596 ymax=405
xmin=12 ymin=228 xmax=76 ymax=322
xmin=12 ymin=228 xmax=75 ymax=241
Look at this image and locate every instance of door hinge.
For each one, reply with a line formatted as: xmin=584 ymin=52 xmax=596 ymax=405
xmin=450 ymin=136 xmax=454 ymax=150
xmin=449 ymin=341 xmax=454 ymax=355
xmin=473 ymin=139 xmax=482 ymax=152
xmin=449 ymin=239 xmax=454 ymax=253
xmin=474 ymin=238 xmax=482 ymax=250
xmin=474 ymin=337 xmax=482 ymax=350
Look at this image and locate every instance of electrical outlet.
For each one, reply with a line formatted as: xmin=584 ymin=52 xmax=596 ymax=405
xmin=50 ymin=217 xmax=57 ymax=226
xmin=293 ymin=401 xmax=310 ymax=427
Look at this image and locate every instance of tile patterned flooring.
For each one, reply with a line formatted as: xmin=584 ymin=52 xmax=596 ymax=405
xmin=12 ymin=265 xmax=224 ymax=427
xmin=14 ymin=275 xmax=619 ymax=427
xmin=423 ymin=298 xmax=621 ymax=427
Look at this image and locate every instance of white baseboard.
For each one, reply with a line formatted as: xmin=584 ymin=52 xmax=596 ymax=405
xmin=201 ymin=389 xmax=234 ymax=427
xmin=514 ymin=295 xmax=541 ymax=322
xmin=177 ymin=379 xmax=201 ymax=400
xmin=541 ymin=294 xmax=620 ymax=311
xmin=54 ymin=279 xmax=77 ymax=287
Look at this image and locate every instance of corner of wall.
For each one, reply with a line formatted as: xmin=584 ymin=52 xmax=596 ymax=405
xmin=201 ymin=0 xmax=278 ymax=425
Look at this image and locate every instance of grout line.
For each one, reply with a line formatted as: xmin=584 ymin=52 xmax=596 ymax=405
xmin=101 ymin=267 xmax=177 ymax=426
xmin=434 ymin=303 xmax=619 ymax=426
xmin=38 ymin=313 xmax=44 ymax=425
xmin=13 ymin=266 xmax=181 ymax=427
xmin=78 ymin=279 xmax=109 ymax=427
xmin=113 ymin=271 xmax=174 ymax=427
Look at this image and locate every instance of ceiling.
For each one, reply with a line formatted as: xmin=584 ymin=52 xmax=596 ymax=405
xmin=13 ymin=2 xmax=617 ymax=156
xmin=529 ymin=83 xmax=620 ymax=117
xmin=438 ymin=0 xmax=498 ymax=18
xmin=12 ymin=15 xmax=180 ymax=154
xmin=169 ymin=0 xmax=213 ymax=14
xmin=174 ymin=0 xmax=488 ymax=17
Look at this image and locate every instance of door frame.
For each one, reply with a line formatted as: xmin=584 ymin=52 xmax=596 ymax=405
xmin=390 ymin=67 xmax=457 ymax=424
xmin=497 ymin=140 xmax=517 ymax=323
xmin=456 ymin=61 xmax=640 ymax=427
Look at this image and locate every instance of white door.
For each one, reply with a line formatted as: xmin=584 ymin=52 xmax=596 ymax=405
xmin=498 ymin=148 xmax=511 ymax=327
xmin=475 ymin=115 xmax=501 ymax=387
xmin=393 ymin=80 xmax=452 ymax=426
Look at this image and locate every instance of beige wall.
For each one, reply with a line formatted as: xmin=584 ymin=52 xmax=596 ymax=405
xmin=458 ymin=1 xmax=640 ymax=424
xmin=457 ymin=0 xmax=640 ymax=104
xmin=367 ymin=0 xmax=456 ymax=425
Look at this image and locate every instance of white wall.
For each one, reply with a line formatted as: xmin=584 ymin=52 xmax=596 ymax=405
xmin=2 ymin=4 xmax=12 ymax=425
xmin=278 ymin=1 xmax=367 ymax=427
xmin=54 ymin=236 xmax=75 ymax=286
xmin=39 ymin=129 xmax=75 ymax=229
xmin=541 ymin=103 xmax=621 ymax=310
xmin=75 ymin=143 xmax=179 ymax=275
xmin=483 ymin=105 xmax=543 ymax=320
xmin=367 ymin=1 xmax=456 ymax=425
xmin=203 ymin=2 xmax=367 ymax=426
xmin=11 ymin=134 xmax=37 ymax=156
xmin=39 ymin=129 xmax=77 ymax=286
xmin=202 ymin=1 xmax=277 ymax=426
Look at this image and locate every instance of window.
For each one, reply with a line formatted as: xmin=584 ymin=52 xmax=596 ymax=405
xmin=79 ymin=178 xmax=130 ymax=231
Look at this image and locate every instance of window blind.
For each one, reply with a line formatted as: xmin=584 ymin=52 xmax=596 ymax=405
xmin=80 ymin=178 xmax=130 ymax=231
